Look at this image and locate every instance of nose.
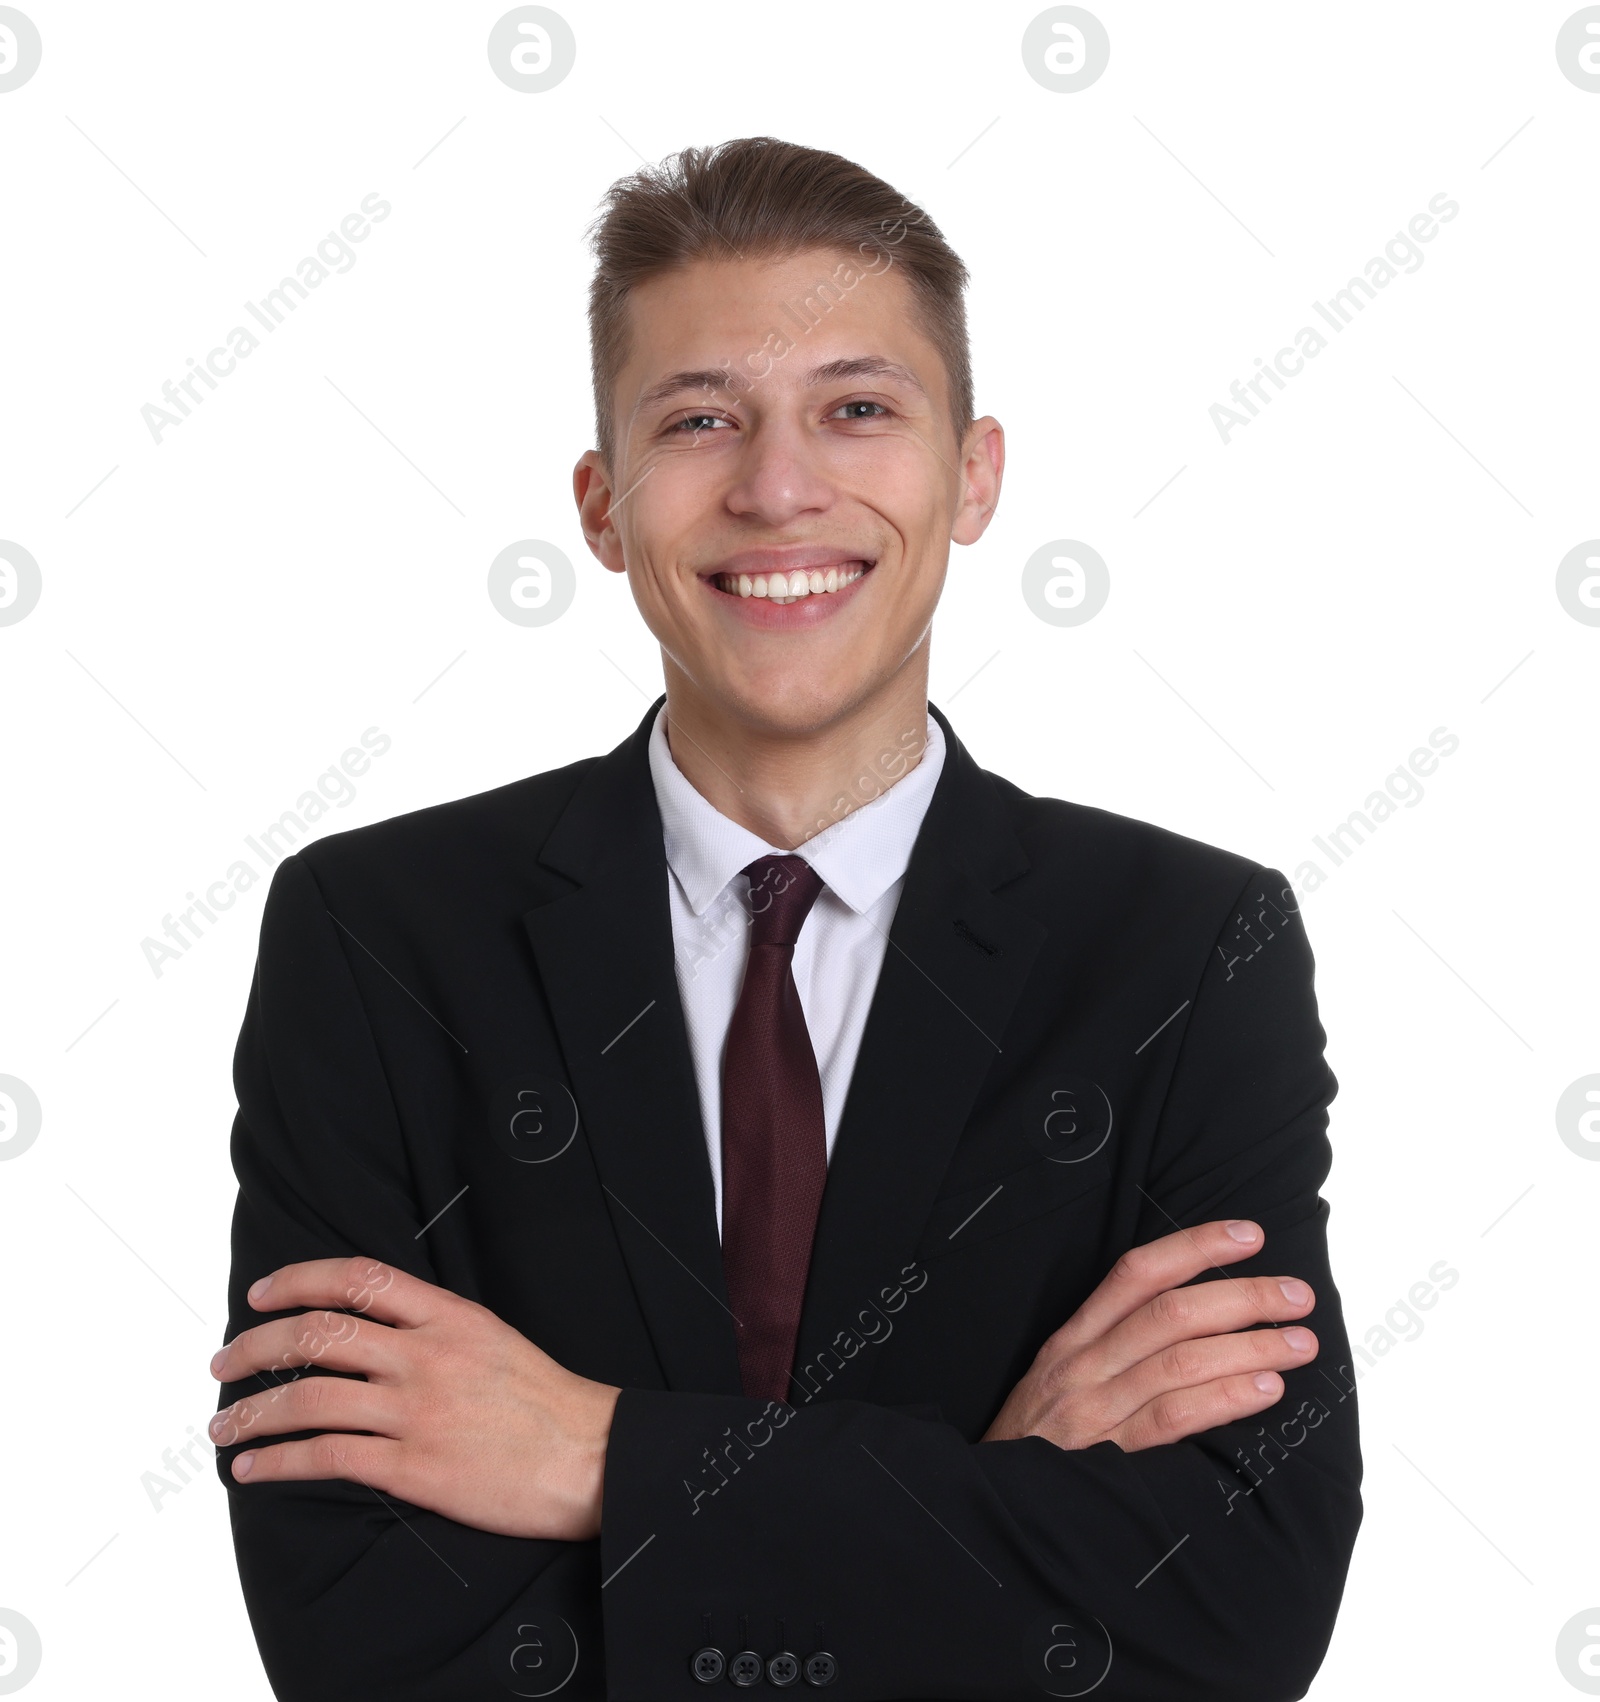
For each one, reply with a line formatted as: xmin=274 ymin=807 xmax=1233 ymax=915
xmin=722 ymin=416 xmax=835 ymax=527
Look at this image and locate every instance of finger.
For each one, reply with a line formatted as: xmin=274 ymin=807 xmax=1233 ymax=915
xmin=212 ymin=1309 xmax=406 ymax=1385
xmin=1096 ymin=1326 xmax=1317 ymax=1433
xmin=243 ymin=1255 xmax=443 ymax=1328
xmin=1114 ymin=1369 xmax=1289 ymax=1452
xmin=1090 ymin=1273 xmax=1316 ymax=1380
xmin=228 ymin=1430 xmax=400 ymax=1488
xmin=212 ymin=1372 xmax=401 ymax=1449
xmin=1052 ymin=1220 xmax=1267 ymax=1352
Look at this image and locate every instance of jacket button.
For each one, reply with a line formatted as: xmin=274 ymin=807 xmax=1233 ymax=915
xmin=728 ymin=1649 xmax=764 ymax=1687
xmin=767 ymin=1650 xmax=800 ymax=1686
xmin=690 ymin=1646 xmax=725 ymax=1684
xmin=802 ymin=1650 xmax=838 ymax=1686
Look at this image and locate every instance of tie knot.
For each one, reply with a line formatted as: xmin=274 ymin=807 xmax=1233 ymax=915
xmin=742 ymin=855 xmax=824 ymax=948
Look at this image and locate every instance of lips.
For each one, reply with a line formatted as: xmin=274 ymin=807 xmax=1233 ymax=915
xmin=712 ymin=562 xmax=870 ymax=604
xmin=704 ymin=549 xmax=875 ymax=608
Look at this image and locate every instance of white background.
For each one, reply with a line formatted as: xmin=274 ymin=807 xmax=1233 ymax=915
xmin=2 ymin=2 xmax=1597 ymax=1696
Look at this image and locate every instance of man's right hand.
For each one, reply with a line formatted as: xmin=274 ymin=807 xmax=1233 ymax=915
xmin=981 ymin=1219 xmax=1318 ymax=1451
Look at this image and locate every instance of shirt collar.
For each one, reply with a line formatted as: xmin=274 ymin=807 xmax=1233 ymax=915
xmin=647 ymin=705 xmax=945 ymax=919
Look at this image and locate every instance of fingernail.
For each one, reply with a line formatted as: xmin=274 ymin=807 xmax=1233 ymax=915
xmin=209 ymin=1349 xmax=228 ymax=1378
xmin=235 ymin=1452 xmax=255 ymax=1479
xmin=1225 ymin=1220 xmax=1259 ymax=1242
xmin=1282 ymin=1327 xmax=1314 ymax=1351
xmin=247 ymin=1276 xmax=273 ymax=1305
xmin=1279 ymin=1280 xmax=1310 ymax=1305
xmin=1253 ymin=1373 xmax=1279 ymax=1394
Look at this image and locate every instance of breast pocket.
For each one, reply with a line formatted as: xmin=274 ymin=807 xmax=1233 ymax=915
xmin=915 ymin=1145 xmax=1112 ymax=1262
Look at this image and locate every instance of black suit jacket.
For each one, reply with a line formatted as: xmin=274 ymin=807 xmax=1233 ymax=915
xmin=217 ymin=700 xmax=1361 ymax=1701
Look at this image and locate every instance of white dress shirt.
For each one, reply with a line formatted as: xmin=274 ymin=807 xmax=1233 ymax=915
xmin=647 ymin=705 xmax=946 ymax=1236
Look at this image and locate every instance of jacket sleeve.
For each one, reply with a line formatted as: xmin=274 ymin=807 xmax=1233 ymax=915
xmin=597 ymin=866 xmax=1363 ymax=1700
xmin=217 ymin=852 xmax=604 ymax=1701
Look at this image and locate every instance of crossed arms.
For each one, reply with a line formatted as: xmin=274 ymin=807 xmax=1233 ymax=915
xmin=208 ymin=1221 xmax=1319 ymax=1544
xmin=214 ymin=851 xmax=1360 ymax=1700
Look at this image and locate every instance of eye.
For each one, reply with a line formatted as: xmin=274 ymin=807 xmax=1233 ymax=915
xmin=667 ymin=411 xmax=734 ymax=435
xmin=829 ymin=399 xmax=890 ymax=421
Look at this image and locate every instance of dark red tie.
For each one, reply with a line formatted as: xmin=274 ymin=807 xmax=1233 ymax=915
xmin=721 ymin=854 xmax=828 ymax=1403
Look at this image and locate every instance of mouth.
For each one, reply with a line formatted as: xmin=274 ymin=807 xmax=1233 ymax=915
xmin=704 ymin=548 xmax=877 ymax=611
xmin=711 ymin=561 xmax=872 ymax=605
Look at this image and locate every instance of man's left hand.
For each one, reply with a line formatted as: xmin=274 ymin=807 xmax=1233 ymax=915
xmin=208 ymin=1256 xmax=620 ymax=1541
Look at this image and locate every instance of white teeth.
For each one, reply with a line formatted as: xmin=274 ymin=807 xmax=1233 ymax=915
xmin=715 ymin=563 xmax=870 ymax=599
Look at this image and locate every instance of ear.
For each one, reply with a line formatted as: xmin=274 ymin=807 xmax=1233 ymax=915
xmin=573 ymin=450 xmax=628 ymax=573
xmin=951 ymin=416 xmax=1004 ymax=546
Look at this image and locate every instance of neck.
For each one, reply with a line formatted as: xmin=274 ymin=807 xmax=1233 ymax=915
xmin=660 ymin=658 xmax=932 ymax=850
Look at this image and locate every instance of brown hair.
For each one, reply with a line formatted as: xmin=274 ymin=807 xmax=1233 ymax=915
xmin=585 ymin=136 xmax=973 ymax=471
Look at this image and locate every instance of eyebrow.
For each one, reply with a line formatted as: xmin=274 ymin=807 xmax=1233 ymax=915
xmin=634 ymin=370 xmax=744 ymax=413
xmin=634 ymin=355 xmax=928 ymax=415
xmin=806 ymin=356 xmax=927 ymax=396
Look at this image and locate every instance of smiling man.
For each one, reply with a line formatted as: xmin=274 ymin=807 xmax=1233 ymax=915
xmin=213 ymin=138 xmax=1361 ymax=1701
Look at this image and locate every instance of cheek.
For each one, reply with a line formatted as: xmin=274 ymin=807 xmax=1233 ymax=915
xmin=617 ymin=510 xmax=687 ymax=600
xmin=627 ymin=560 xmax=695 ymax=639
xmin=842 ymin=443 xmax=950 ymax=543
xmin=622 ymin=469 xmax=719 ymax=573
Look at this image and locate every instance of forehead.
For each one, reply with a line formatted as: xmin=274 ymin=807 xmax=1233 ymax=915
xmin=616 ymin=247 xmax=944 ymax=407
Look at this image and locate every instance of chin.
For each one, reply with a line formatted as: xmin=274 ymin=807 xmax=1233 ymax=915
xmin=717 ymin=665 xmax=876 ymax=740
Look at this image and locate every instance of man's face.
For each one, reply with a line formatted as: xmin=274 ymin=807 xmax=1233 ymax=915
xmin=574 ymin=247 xmax=1002 ymax=738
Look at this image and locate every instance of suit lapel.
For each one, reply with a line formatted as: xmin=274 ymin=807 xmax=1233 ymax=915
xmin=791 ymin=706 xmax=1047 ymax=1391
xmin=521 ymin=702 xmax=744 ymax=1396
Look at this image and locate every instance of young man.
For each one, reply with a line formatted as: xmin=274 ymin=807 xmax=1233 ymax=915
xmin=211 ymin=138 xmax=1360 ymax=1700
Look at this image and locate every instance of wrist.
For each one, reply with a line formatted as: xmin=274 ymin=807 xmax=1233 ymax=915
xmin=581 ymin=1381 xmax=622 ymax=1537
